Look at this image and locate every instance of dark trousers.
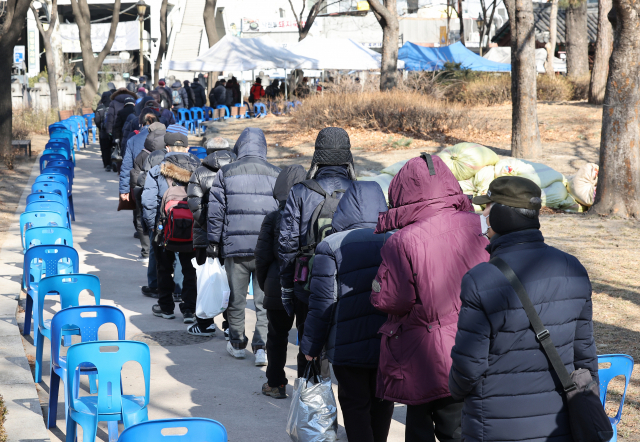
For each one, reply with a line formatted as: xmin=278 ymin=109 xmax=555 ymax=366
xmin=134 ymin=207 xmax=149 ymax=258
xmin=155 ymin=242 xmax=196 ymax=315
xmin=332 ymin=365 xmax=394 ymax=442
xmin=99 ymin=130 xmax=112 ymax=167
xmin=265 ymin=307 xmax=306 ymax=387
xmin=405 ymin=396 xmax=463 ymax=442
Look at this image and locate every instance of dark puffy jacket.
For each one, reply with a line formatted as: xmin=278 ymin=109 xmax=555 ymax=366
xmin=113 ymin=104 xmax=136 ymax=141
xmin=255 ymin=165 xmax=307 ymax=310
xmin=210 ymin=85 xmax=226 ymax=107
xmin=119 ymin=127 xmax=149 ymax=194
xmin=130 ymin=126 xmax=167 ymax=195
xmin=184 ymin=84 xmax=196 ymax=108
xmin=301 ymin=182 xmax=390 ymax=367
xmin=122 ymin=113 xmax=140 ymax=146
xmin=449 ymin=229 xmax=597 ymax=442
xmin=187 ymin=150 xmax=237 ymax=248
xmin=105 ymin=89 xmax=137 ymax=134
xmin=135 ymin=95 xmax=155 ymax=116
xmin=141 ymin=153 xmax=200 ymax=231
xmin=134 ymin=149 xmax=166 ymax=216
xmin=191 ymin=82 xmax=207 ymax=107
xmin=155 ymin=86 xmax=172 ymax=109
xmin=278 ymin=165 xmax=354 ymax=304
xmin=171 ymin=81 xmax=188 ymax=108
xmin=207 ymin=128 xmax=280 ymax=258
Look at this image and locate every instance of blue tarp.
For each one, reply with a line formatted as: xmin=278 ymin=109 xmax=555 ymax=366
xmin=398 ymin=41 xmax=511 ymax=72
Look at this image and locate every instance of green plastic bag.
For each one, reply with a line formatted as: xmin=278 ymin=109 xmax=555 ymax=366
xmin=436 ymin=143 xmax=500 ymax=181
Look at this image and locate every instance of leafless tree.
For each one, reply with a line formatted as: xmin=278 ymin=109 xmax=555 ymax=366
xmin=0 ymin=0 xmax=33 ymax=169
xmin=69 ymin=0 xmax=121 ymax=107
xmin=565 ymin=0 xmax=589 ymax=78
xmin=478 ymin=0 xmax=497 ymax=56
xmin=591 ymin=3 xmax=640 ymax=218
xmin=203 ymin=0 xmax=220 ymax=92
xmin=153 ymin=0 xmax=168 ymax=88
xmin=544 ymin=0 xmax=558 ymax=76
xmin=31 ymin=0 xmax=60 ymax=110
xmin=287 ymin=0 xmax=326 ymax=41
xmin=368 ymin=0 xmax=400 ymax=91
xmin=458 ymin=0 xmax=465 ymax=44
xmin=588 ymin=0 xmax=612 ymax=104
xmin=505 ymin=0 xmax=542 ymax=158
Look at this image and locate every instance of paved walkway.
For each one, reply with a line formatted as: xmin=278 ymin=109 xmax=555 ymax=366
xmin=8 ymin=141 xmax=407 ymax=441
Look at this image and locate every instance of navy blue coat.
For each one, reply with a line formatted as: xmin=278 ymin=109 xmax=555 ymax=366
xmin=119 ymin=127 xmax=148 ymax=194
xmin=278 ymin=165 xmax=354 ymax=304
xmin=301 ymin=182 xmax=390 ymax=368
xmin=207 ymin=128 xmax=280 ymax=258
xmin=449 ymin=229 xmax=598 ymax=442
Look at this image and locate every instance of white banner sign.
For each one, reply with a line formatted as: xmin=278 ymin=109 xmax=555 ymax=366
xmin=241 ymin=17 xmax=319 ymax=33
xmin=60 ymin=21 xmax=145 ymax=53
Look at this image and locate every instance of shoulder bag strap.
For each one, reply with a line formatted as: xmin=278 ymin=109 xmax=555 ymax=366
xmin=489 ymin=256 xmax=577 ymax=393
xmin=301 ymin=179 xmax=328 ymax=197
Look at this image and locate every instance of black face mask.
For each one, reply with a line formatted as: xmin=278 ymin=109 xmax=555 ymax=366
xmin=489 ymin=203 xmax=540 ymax=235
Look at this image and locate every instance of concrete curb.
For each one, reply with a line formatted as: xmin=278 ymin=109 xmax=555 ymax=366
xmin=0 ymin=154 xmax=51 ymax=442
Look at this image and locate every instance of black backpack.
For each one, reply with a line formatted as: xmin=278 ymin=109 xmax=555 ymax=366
xmin=294 ymin=180 xmax=346 ymax=287
xmin=94 ymin=103 xmax=106 ymax=130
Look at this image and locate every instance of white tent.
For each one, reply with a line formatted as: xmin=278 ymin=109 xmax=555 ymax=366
xmin=483 ymin=47 xmax=566 ymax=74
xmin=288 ymin=37 xmax=404 ymax=70
xmin=167 ymin=35 xmax=317 ymax=72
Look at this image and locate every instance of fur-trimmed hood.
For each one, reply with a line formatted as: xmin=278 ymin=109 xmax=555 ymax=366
xmin=160 ymin=153 xmax=200 ymax=184
xmin=110 ymin=88 xmax=138 ymax=101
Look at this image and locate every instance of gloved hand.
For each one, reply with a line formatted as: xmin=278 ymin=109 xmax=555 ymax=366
xmin=281 ymin=287 xmax=294 ymax=317
xmin=206 ymin=243 xmax=219 ymax=259
xmin=195 ymin=247 xmax=207 ymax=266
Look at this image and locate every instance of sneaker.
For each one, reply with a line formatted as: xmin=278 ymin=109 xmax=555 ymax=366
xmin=226 ymin=341 xmax=246 ymax=359
xmin=105 ymin=165 xmax=112 ymax=172
xmin=141 ymin=286 xmax=159 ymax=298
xmin=134 ymin=231 xmax=140 ymax=239
xmin=183 ymin=311 xmax=195 ymax=324
xmin=187 ymin=323 xmax=216 ymax=337
xmin=152 ymin=304 xmax=175 ymax=319
xmin=136 ymin=255 xmax=149 ymax=263
xmin=173 ymin=293 xmax=183 ymax=303
xmin=224 ymin=328 xmax=229 ymax=341
xmin=254 ymin=349 xmax=267 ymax=366
xmin=262 ymin=382 xmax=287 ymax=399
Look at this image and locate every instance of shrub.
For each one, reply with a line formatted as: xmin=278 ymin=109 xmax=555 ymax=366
xmin=0 ymin=393 xmax=6 ymax=442
xmin=452 ymin=74 xmax=511 ymax=105
xmin=13 ymin=109 xmax=57 ymax=138
xmin=537 ymin=75 xmax=573 ymax=101
xmin=290 ymin=90 xmax=478 ymax=137
xmin=567 ymin=75 xmax=590 ymax=100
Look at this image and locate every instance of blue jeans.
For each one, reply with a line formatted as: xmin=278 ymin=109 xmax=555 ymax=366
xmin=148 ymin=231 xmax=183 ymax=292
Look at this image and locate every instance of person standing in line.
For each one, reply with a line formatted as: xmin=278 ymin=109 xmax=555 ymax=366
xmin=191 ymin=78 xmax=207 ymax=108
xmin=249 ymin=77 xmax=265 ymax=109
xmin=449 ymin=177 xmax=598 ymax=442
xmin=141 ymin=131 xmax=200 ymax=323
xmin=171 ymin=80 xmax=188 ymax=110
xmin=371 ymin=154 xmax=489 ymax=442
xmin=255 ymin=164 xmax=307 ymax=399
xmin=207 ymin=128 xmax=280 ymax=365
xmin=301 ymin=182 xmax=395 ymax=442
xmin=95 ymin=82 xmax=116 ymax=171
xmin=210 ymin=79 xmax=226 ymax=108
xmin=183 ymin=80 xmax=196 ymax=108
xmin=186 ymin=137 xmax=236 ymax=337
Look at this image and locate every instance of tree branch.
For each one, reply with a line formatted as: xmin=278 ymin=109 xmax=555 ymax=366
xmin=287 ymin=0 xmax=303 ymax=30
xmin=97 ymin=0 xmax=121 ymax=65
xmin=367 ymin=0 xmax=390 ymax=27
xmin=203 ymin=0 xmax=218 ymax=46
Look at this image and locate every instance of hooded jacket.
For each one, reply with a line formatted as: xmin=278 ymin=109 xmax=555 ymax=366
xmin=207 ymin=128 xmax=281 ymax=258
xmin=131 ymin=125 xmax=167 ymax=196
xmin=113 ymin=103 xmax=136 ymax=141
xmin=134 ymin=149 xmax=166 ymax=214
xmin=371 ymin=155 xmax=489 ymax=406
xmin=191 ymin=81 xmax=207 ymax=107
xmin=142 ymin=153 xmax=200 ymax=231
xmin=301 ymin=182 xmax=390 ymax=367
xmin=105 ymin=89 xmax=137 ymax=135
xmin=210 ymin=84 xmax=226 ymax=107
xmin=119 ymin=126 xmax=149 ymax=194
xmin=171 ymin=81 xmax=188 ymax=108
xmin=278 ymin=165 xmax=354 ymax=304
xmin=187 ymin=150 xmax=237 ymax=248
xmin=449 ymin=229 xmax=597 ymax=442
xmin=255 ymin=165 xmax=307 ymax=310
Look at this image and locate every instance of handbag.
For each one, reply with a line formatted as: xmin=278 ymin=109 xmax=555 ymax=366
xmin=489 ymin=257 xmax=613 ymax=442
xmin=117 ymin=192 xmax=136 ymax=211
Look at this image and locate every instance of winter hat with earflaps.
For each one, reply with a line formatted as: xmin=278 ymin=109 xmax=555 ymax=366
xmin=307 ymin=127 xmax=356 ymax=180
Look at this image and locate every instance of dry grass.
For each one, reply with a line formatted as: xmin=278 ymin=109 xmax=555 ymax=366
xmin=13 ymin=109 xmax=57 ymax=138
xmin=0 ymin=393 xmax=6 ymax=442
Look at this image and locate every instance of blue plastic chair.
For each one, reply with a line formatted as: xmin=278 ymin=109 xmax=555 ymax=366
xmin=24 ymin=226 xmax=73 ymax=250
xmin=177 ymin=108 xmax=195 ymax=134
xmin=253 ymin=103 xmax=267 ymax=118
xmin=69 ymin=116 xmax=88 ymax=147
xmin=190 ymin=107 xmax=206 ymax=135
xmin=46 ymin=139 xmax=76 ymax=163
xmin=32 ymin=180 xmax=75 ymax=221
xmin=188 ymin=147 xmax=206 ymax=156
xmin=83 ymin=113 xmax=97 ymax=143
xmin=35 ymin=274 xmax=102 ymax=383
xmin=65 ymin=341 xmax=151 ymax=442
xmin=36 ymin=173 xmax=70 ymax=191
xmin=117 ymin=418 xmax=228 ymax=442
xmin=48 ymin=305 xmax=124 ymax=430
xmin=27 ymin=192 xmax=68 ymax=209
xmin=43 ymin=160 xmax=75 ymax=179
xmin=25 ymin=202 xmax=70 ymax=229
xmin=43 ymin=148 xmax=73 ymax=163
xmin=202 ymin=106 xmax=214 ymax=121
xmin=50 ymin=125 xmax=79 ymax=151
xmin=42 ymin=166 xmax=74 ymax=187
xmin=20 ymin=211 xmax=67 ymax=251
xmin=57 ymin=119 xmax=84 ymax=150
xmin=22 ymin=245 xmax=79 ymax=342
xmin=41 ymin=153 xmax=69 ymax=171
xmin=599 ymin=354 xmax=634 ymax=442
xmin=216 ymin=105 xmax=230 ymax=120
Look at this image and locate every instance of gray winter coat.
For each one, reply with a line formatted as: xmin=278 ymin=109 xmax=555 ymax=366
xmin=119 ymin=127 xmax=149 ymax=194
xmin=171 ymin=81 xmax=188 ymax=108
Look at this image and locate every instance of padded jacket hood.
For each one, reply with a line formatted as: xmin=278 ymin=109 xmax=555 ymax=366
xmin=233 ymin=128 xmax=268 ymax=160
xmin=332 ymin=181 xmax=387 ymax=232
xmin=273 ymin=164 xmax=307 ymax=204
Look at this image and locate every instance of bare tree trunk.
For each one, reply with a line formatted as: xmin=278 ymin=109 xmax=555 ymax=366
xmin=288 ymin=0 xmax=325 ymax=41
xmin=368 ymin=0 xmax=400 ymax=91
xmin=69 ymin=0 xmax=121 ymax=107
xmin=566 ymin=0 xmax=589 ymax=78
xmin=510 ymin=0 xmax=542 ymax=158
xmin=588 ymin=0 xmax=612 ymax=104
xmin=458 ymin=0 xmax=465 ymax=44
xmin=544 ymin=0 xmax=558 ymax=76
xmin=479 ymin=0 xmax=497 ymax=56
xmin=32 ymin=0 xmax=60 ymax=110
xmin=203 ymin=0 xmax=220 ymax=101
xmin=52 ymin=13 xmax=64 ymax=87
xmin=0 ymin=0 xmax=34 ymax=169
xmin=591 ymin=1 xmax=640 ymax=218
xmin=154 ymin=0 xmax=168 ymax=89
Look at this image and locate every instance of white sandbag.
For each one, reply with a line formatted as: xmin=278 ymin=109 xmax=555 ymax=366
xmin=436 ymin=143 xmax=500 ymax=181
xmin=494 ymin=158 xmax=565 ymax=189
xmin=459 ymin=166 xmax=494 ymax=212
xmin=568 ymin=163 xmax=598 ymax=206
xmin=358 ymin=174 xmax=393 ymax=201
xmin=381 ymin=159 xmax=410 ymax=176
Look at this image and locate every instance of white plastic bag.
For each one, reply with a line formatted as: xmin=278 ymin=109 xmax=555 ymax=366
xmin=192 ymin=257 xmax=230 ymax=319
xmin=494 ymin=158 xmax=565 ymax=189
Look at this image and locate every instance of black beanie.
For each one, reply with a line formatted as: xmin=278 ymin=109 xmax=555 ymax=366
xmin=489 ymin=203 xmax=540 ymax=235
xmin=307 ymin=127 xmax=355 ymax=180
